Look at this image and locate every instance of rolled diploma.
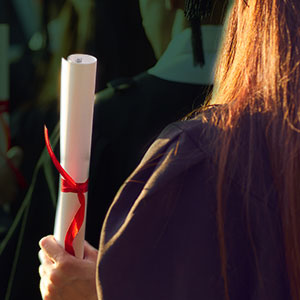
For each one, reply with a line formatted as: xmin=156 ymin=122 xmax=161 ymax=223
xmin=54 ymin=54 xmax=97 ymax=258
xmin=0 ymin=24 xmax=9 ymax=153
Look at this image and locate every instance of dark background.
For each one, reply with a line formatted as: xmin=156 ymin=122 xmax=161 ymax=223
xmin=0 ymin=0 xmax=156 ymax=299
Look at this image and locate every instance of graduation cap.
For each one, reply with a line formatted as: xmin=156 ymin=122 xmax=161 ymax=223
xmin=184 ymin=0 xmax=214 ymax=66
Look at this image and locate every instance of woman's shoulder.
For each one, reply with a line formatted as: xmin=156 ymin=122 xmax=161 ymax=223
xmin=143 ymin=106 xmax=220 ymax=162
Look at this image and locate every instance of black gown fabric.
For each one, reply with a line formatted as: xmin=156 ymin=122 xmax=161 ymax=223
xmin=97 ymin=109 xmax=290 ymax=300
xmin=86 ymin=72 xmax=211 ymax=247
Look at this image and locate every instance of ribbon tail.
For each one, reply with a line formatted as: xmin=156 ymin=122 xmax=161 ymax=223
xmin=64 ymin=192 xmax=86 ymax=256
xmin=45 ymin=125 xmax=88 ymax=257
xmin=44 ymin=125 xmax=76 ymax=185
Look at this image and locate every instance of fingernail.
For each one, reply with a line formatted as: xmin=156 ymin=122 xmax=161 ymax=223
xmin=39 ymin=237 xmax=46 ymax=248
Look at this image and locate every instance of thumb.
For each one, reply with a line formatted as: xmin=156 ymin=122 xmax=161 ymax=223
xmin=39 ymin=235 xmax=66 ymax=263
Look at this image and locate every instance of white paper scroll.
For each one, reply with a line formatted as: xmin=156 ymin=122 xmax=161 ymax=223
xmin=0 ymin=24 xmax=9 ymax=153
xmin=54 ymin=54 xmax=97 ymax=258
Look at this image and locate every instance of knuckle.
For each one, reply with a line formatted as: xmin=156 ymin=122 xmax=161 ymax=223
xmin=49 ymin=270 xmax=61 ymax=287
xmin=52 ymin=250 xmax=64 ymax=263
xmin=47 ymin=282 xmax=57 ymax=295
xmin=43 ymin=294 xmax=52 ymax=300
xmin=40 ymin=279 xmax=57 ymax=300
xmin=58 ymin=257 xmax=73 ymax=273
xmin=39 ymin=249 xmax=46 ymax=262
xmin=38 ymin=265 xmax=44 ymax=277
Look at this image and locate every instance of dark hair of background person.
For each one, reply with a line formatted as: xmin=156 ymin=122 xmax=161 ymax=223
xmin=201 ymin=0 xmax=300 ymax=299
xmin=88 ymin=0 xmax=156 ymax=91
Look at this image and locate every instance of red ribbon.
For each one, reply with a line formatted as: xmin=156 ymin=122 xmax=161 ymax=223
xmin=44 ymin=126 xmax=88 ymax=256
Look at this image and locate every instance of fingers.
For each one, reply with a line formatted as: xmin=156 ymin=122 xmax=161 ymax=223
xmin=38 ymin=257 xmax=53 ymax=283
xmin=39 ymin=235 xmax=66 ymax=264
xmin=39 ymin=236 xmax=77 ymax=280
xmin=39 ymin=273 xmax=61 ymax=300
xmin=39 ymin=236 xmax=83 ymax=280
xmin=39 ymin=250 xmax=62 ymax=300
xmin=40 ymin=236 xmax=99 ymax=264
xmin=39 ymin=249 xmax=52 ymax=265
xmin=39 ymin=248 xmax=62 ymax=285
xmin=83 ymin=241 xmax=99 ymax=261
xmin=40 ymin=276 xmax=48 ymax=300
xmin=38 ymin=238 xmax=98 ymax=300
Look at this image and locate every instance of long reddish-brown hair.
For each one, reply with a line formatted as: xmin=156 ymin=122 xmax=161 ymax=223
xmin=206 ymin=0 xmax=300 ymax=299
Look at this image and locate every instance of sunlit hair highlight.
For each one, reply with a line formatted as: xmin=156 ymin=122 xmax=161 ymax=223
xmin=205 ymin=0 xmax=300 ymax=299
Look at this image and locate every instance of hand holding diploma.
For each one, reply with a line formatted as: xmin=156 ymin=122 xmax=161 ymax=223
xmin=39 ymin=235 xmax=98 ymax=300
xmin=40 ymin=53 xmax=97 ymax=299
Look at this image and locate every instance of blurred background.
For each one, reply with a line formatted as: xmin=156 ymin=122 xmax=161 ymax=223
xmin=0 ymin=0 xmax=156 ymax=299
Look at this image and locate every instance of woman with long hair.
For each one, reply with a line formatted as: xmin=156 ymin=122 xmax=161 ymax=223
xmin=38 ymin=0 xmax=299 ymax=299
xmin=210 ymin=0 xmax=300 ymax=298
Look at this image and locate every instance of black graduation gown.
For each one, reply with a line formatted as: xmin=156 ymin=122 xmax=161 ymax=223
xmin=86 ymin=72 xmax=211 ymax=247
xmin=97 ymin=111 xmax=290 ymax=300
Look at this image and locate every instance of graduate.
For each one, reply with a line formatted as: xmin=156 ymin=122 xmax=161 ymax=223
xmin=39 ymin=0 xmax=299 ymax=299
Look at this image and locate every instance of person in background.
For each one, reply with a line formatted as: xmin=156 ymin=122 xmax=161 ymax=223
xmin=91 ymin=0 xmax=157 ymax=90
xmin=86 ymin=0 xmax=227 ymax=247
xmin=39 ymin=0 xmax=300 ymax=299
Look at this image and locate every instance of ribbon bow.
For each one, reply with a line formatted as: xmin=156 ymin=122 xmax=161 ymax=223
xmin=44 ymin=126 xmax=88 ymax=256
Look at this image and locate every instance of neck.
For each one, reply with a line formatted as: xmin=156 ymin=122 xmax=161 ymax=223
xmin=171 ymin=9 xmax=189 ymax=39
xmin=155 ymin=9 xmax=188 ymax=59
